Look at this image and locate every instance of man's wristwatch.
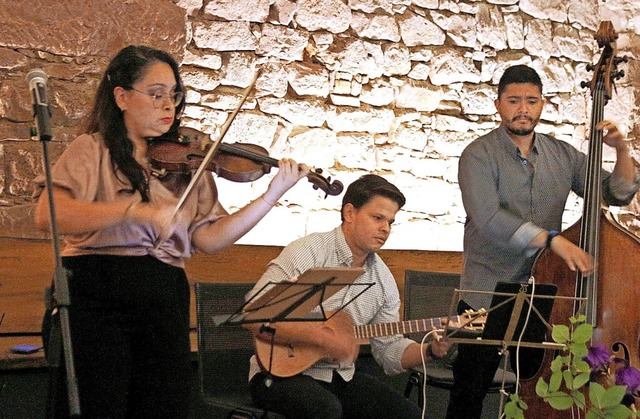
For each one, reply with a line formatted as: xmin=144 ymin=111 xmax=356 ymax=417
xmin=546 ymin=230 xmax=560 ymax=248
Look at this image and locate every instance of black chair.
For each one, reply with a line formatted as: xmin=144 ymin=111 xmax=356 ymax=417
xmin=195 ymin=282 xmax=285 ymax=419
xmin=402 ymin=270 xmax=517 ymax=406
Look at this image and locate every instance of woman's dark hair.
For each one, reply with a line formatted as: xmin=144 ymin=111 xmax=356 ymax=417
xmin=497 ymin=64 xmax=543 ymax=98
xmin=85 ymin=45 xmax=185 ymax=202
xmin=340 ymin=174 xmax=406 ymax=221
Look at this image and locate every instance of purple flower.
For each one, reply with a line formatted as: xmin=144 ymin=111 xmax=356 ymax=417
xmin=615 ymin=365 xmax=640 ymax=395
xmin=583 ymin=344 xmax=611 ymax=370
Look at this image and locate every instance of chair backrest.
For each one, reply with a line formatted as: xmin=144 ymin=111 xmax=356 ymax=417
xmin=402 ymin=271 xmax=518 ymax=397
xmin=195 ymin=282 xmax=256 ymax=398
xmin=403 ymin=270 xmax=461 ymax=341
xmin=403 ymin=270 xmax=460 ymax=319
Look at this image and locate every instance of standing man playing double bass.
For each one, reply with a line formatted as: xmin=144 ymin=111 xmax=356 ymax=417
xmin=448 ymin=64 xmax=640 ymax=418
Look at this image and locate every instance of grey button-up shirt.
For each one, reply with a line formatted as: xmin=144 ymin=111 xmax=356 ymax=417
xmin=458 ymin=125 xmax=639 ymax=309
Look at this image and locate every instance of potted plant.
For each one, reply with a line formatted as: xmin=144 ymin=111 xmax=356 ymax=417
xmin=504 ymin=314 xmax=640 ymax=418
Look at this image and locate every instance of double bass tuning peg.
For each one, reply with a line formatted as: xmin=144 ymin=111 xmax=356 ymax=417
xmin=614 ymin=56 xmax=629 ymax=65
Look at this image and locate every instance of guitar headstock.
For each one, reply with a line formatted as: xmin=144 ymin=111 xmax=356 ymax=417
xmin=461 ymin=308 xmax=487 ymax=331
xmin=445 ymin=308 xmax=487 ymax=331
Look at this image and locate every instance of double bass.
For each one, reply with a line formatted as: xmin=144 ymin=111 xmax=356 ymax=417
xmin=518 ymin=21 xmax=640 ymax=416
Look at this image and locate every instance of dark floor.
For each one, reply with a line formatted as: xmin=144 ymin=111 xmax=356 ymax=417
xmin=0 ymin=357 xmax=506 ymax=419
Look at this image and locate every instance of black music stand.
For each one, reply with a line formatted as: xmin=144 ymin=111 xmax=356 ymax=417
xmin=444 ymin=282 xmax=574 ymax=352
xmin=441 ymin=282 xmax=584 ymax=416
xmin=214 ymin=267 xmax=372 ymax=380
xmin=214 ymin=267 xmax=370 ymax=327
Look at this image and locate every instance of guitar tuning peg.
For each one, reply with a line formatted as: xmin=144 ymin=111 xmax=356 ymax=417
xmin=586 ymin=63 xmax=595 ymax=72
xmin=580 ymin=80 xmax=590 ymax=89
xmin=614 ymin=70 xmax=625 ymax=80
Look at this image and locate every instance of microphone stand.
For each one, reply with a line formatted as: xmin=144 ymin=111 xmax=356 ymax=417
xmin=34 ymin=104 xmax=81 ymax=416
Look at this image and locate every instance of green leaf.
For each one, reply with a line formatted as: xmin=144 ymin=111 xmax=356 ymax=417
xmin=504 ymin=401 xmax=525 ymax=419
xmin=572 ymin=323 xmax=593 ymax=343
xmin=545 ymin=392 xmax=574 ymax=410
xmin=588 ymin=381 xmax=606 ymax=408
xmin=563 ymin=369 xmax=575 ymax=389
xmin=536 ymin=378 xmax=549 ymax=396
xmin=602 ymin=404 xmax=633 ymax=419
xmin=585 ymin=411 xmax=600 ymax=419
xmin=574 ymin=359 xmax=591 ymax=372
xmin=549 ymin=370 xmax=563 ymax=392
xmin=550 ymin=356 xmax=566 ymax=372
xmin=552 ymin=324 xmax=570 ymax=343
xmin=600 ymin=384 xmax=626 ymax=408
xmin=559 ymin=354 xmax=571 ymax=365
xmin=518 ymin=398 xmax=528 ymax=410
xmin=570 ymin=342 xmax=589 ymax=358
xmin=573 ymin=372 xmax=591 ymax=390
xmin=572 ymin=390 xmax=586 ymax=409
xmin=518 ymin=399 xmax=529 ymax=410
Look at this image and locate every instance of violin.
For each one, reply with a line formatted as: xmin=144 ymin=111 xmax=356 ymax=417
xmin=149 ymin=72 xmax=342 ymax=247
xmin=148 ymin=126 xmax=344 ymax=197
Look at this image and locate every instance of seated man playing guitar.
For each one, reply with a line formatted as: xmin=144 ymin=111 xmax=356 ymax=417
xmin=244 ymin=174 xmax=452 ymax=419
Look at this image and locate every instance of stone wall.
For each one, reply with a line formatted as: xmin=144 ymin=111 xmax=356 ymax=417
xmin=0 ymin=0 xmax=638 ymax=250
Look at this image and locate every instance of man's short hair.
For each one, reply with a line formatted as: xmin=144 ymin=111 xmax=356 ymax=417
xmin=497 ymin=65 xmax=543 ymax=98
xmin=340 ymin=174 xmax=406 ymax=221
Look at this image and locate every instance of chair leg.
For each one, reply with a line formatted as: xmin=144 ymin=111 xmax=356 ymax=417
xmin=404 ymin=371 xmax=424 ymax=405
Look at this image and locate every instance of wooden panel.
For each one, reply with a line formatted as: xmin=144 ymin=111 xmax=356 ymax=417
xmin=0 ymin=238 xmax=462 ymax=367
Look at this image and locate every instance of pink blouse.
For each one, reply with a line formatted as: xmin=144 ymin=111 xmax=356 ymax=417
xmin=33 ymin=133 xmax=228 ymax=268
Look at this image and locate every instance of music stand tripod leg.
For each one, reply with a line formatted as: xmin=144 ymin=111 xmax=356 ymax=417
xmin=258 ymin=324 xmax=277 ymax=389
xmin=497 ymin=342 xmax=511 ymax=417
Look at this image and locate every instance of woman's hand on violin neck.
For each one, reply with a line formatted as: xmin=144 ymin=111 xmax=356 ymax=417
xmin=191 ymin=158 xmax=309 ymax=254
xmin=264 ymin=158 xmax=310 ymax=203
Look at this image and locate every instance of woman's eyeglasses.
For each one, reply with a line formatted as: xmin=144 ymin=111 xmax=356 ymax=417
xmin=128 ymin=87 xmax=184 ymax=109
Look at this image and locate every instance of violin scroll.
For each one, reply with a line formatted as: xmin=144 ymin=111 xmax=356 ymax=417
xmin=307 ymin=169 xmax=344 ymax=197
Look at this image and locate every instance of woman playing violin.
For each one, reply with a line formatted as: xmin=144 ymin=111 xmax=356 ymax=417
xmin=33 ymin=45 xmax=309 ymax=418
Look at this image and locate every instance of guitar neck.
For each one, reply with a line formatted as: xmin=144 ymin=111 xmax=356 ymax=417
xmin=353 ymin=316 xmax=459 ymax=340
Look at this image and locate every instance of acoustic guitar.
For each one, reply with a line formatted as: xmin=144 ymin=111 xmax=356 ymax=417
xmin=254 ymin=309 xmax=485 ymax=377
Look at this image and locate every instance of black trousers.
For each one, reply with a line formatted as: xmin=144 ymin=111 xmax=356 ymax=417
xmin=446 ymin=300 xmax=502 ymax=419
xmin=250 ymin=370 xmax=422 ymax=419
xmin=45 ymin=255 xmax=191 ymax=419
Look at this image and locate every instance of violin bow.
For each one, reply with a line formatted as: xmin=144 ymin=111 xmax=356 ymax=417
xmin=155 ymin=71 xmax=259 ymax=247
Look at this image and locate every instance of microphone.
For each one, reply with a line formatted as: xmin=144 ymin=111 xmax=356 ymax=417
xmin=26 ymin=68 xmax=52 ymax=141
